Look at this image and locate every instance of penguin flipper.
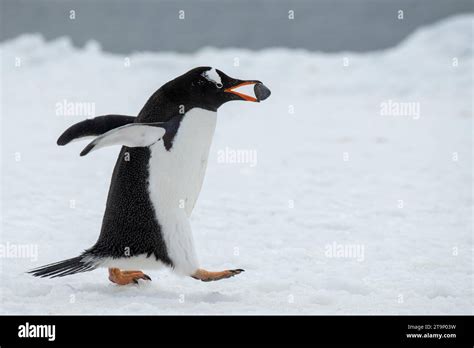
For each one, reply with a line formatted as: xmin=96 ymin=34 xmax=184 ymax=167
xmin=57 ymin=115 xmax=136 ymax=146
xmin=80 ymin=123 xmax=166 ymax=156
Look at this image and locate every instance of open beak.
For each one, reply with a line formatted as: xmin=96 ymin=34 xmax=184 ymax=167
xmin=225 ymin=80 xmax=271 ymax=102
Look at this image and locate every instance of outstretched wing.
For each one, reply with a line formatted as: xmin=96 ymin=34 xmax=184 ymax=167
xmin=57 ymin=115 xmax=136 ymax=145
xmin=80 ymin=123 xmax=166 ymax=156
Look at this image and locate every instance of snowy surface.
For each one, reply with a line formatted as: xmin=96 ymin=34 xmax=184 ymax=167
xmin=0 ymin=15 xmax=472 ymax=314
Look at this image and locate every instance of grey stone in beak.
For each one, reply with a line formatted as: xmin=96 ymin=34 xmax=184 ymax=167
xmin=254 ymin=83 xmax=271 ymax=101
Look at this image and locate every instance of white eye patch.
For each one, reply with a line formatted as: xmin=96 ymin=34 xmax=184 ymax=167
xmin=201 ymin=68 xmax=222 ymax=87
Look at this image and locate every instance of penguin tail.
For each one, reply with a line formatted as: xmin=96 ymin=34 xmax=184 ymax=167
xmin=28 ymin=254 xmax=98 ymax=278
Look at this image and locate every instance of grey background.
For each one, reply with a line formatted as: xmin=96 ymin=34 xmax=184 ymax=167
xmin=0 ymin=0 xmax=472 ymax=53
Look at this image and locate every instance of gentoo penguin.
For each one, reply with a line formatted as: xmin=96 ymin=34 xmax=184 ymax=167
xmin=30 ymin=67 xmax=271 ymax=285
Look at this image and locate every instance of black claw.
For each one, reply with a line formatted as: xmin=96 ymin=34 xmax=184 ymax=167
xmin=143 ymin=274 xmax=152 ymax=281
xmin=133 ymin=279 xmax=139 ymax=284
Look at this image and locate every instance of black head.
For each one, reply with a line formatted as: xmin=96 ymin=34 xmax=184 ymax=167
xmin=160 ymin=67 xmax=271 ymax=111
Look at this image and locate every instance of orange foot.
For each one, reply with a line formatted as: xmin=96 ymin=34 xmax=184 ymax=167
xmin=191 ymin=268 xmax=244 ymax=282
xmin=108 ymin=268 xmax=151 ymax=285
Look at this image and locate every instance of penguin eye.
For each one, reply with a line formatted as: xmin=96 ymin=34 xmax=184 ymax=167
xmin=216 ymin=83 xmax=223 ymax=89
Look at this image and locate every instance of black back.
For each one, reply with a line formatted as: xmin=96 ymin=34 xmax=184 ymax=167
xmin=85 ymin=103 xmax=183 ymax=263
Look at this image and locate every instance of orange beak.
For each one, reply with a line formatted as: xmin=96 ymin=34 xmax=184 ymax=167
xmin=224 ymin=81 xmax=258 ymax=102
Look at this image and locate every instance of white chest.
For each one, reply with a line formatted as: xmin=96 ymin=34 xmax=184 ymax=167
xmin=148 ymin=108 xmax=217 ymax=216
xmin=147 ymin=108 xmax=217 ymax=274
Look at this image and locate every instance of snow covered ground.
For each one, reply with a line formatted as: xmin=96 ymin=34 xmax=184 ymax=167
xmin=0 ymin=15 xmax=472 ymax=314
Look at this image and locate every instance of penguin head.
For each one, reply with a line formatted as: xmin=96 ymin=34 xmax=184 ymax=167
xmin=163 ymin=67 xmax=271 ymax=111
